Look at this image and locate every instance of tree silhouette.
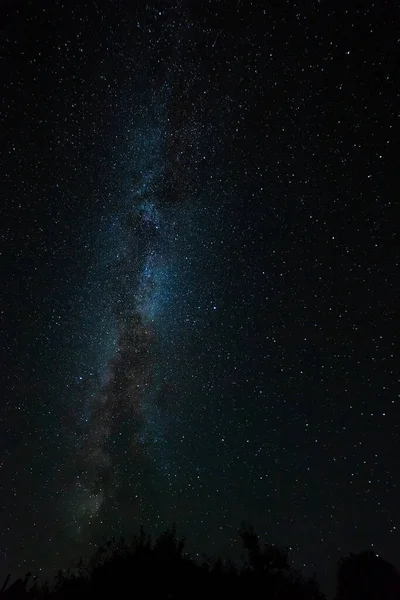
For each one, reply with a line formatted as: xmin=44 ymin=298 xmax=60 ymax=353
xmin=238 ymin=524 xmax=326 ymax=600
xmin=335 ymin=551 xmax=400 ymax=600
xmin=10 ymin=525 xmax=400 ymax=600
xmin=239 ymin=523 xmax=290 ymax=573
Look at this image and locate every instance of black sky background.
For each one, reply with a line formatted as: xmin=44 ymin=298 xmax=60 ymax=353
xmin=0 ymin=1 xmax=399 ymax=596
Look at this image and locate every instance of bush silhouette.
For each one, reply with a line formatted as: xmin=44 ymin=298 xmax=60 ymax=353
xmin=1 ymin=526 xmax=399 ymax=600
xmin=335 ymin=551 xmax=400 ymax=600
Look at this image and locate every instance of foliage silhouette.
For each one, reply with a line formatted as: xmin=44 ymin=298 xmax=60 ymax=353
xmin=0 ymin=526 xmax=399 ymax=599
xmin=335 ymin=550 xmax=400 ymax=600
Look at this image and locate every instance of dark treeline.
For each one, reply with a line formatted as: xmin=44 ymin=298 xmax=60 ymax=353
xmin=1 ymin=526 xmax=399 ymax=600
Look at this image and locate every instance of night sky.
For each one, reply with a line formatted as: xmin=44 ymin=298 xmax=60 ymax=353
xmin=1 ymin=0 xmax=398 ymax=594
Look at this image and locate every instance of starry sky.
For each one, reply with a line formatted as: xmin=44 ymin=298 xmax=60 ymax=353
xmin=0 ymin=0 xmax=398 ymax=594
